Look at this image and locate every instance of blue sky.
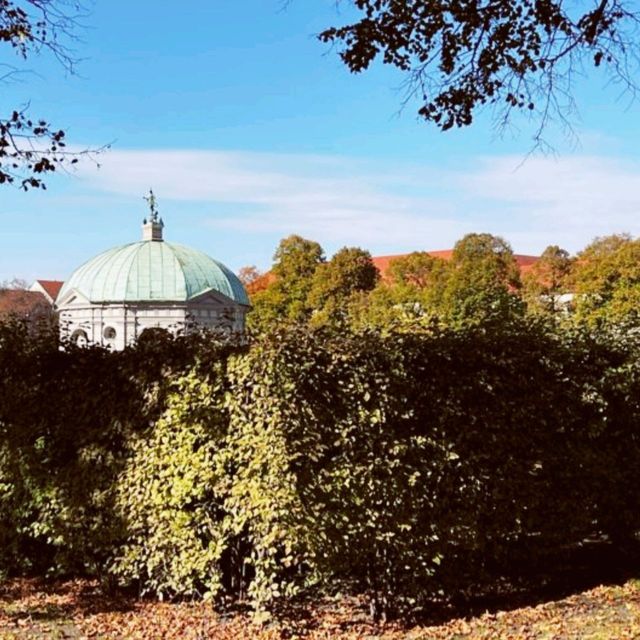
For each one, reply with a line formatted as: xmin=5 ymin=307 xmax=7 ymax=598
xmin=2 ymin=0 xmax=640 ymax=282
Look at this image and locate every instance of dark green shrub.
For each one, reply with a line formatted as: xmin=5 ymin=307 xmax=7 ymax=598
xmin=219 ymin=321 xmax=640 ymax=616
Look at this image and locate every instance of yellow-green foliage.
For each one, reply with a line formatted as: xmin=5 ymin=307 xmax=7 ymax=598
xmin=572 ymin=235 xmax=640 ymax=326
xmin=249 ymin=235 xmax=325 ymax=330
xmin=112 ymin=369 xmax=229 ymax=599
xmin=349 ymin=234 xmax=525 ymax=331
xmin=224 ymin=349 xmax=312 ymax=608
xmin=0 ymin=319 xmax=236 ymax=579
xmin=522 ymin=245 xmax=573 ymax=315
xmin=307 ymin=246 xmax=379 ymax=327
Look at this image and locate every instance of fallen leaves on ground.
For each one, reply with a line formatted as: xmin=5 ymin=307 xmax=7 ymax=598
xmin=1 ymin=578 xmax=640 ymax=639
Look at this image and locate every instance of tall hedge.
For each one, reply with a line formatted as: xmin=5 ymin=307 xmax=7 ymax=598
xmin=1 ymin=317 xmax=640 ymax=618
xmin=0 ymin=319 xmax=238 ymax=579
xmin=217 ymin=322 xmax=640 ymax=616
xmin=111 ymin=369 xmax=230 ymax=598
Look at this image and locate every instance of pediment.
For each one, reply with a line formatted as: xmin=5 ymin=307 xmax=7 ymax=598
xmin=55 ymin=288 xmax=90 ymax=308
xmin=188 ymin=287 xmax=242 ymax=306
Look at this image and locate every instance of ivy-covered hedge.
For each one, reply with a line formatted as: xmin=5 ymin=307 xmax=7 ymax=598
xmin=1 ymin=317 xmax=640 ymax=618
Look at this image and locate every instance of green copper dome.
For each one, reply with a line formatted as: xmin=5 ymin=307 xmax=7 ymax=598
xmin=57 ymin=241 xmax=249 ymax=305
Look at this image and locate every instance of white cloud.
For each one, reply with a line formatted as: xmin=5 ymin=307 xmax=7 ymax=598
xmin=457 ymin=155 xmax=640 ymax=250
xmin=76 ymin=147 xmax=640 ymax=256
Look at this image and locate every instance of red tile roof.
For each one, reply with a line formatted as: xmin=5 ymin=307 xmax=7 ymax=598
xmin=373 ymin=251 xmax=538 ymax=281
xmin=246 ymin=250 xmax=540 ymax=296
xmin=34 ymin=280 xmax=64 ymax=301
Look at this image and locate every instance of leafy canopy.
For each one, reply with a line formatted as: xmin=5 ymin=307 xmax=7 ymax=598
xmin=440 ymin=233 xmax=523 ymax=324
xmin=572 ymin=234 xmax=640 ymax=325
xmin=249 ymin=235 xmax=325 ymax=329
xmin=319 ymin=1 xmax=639 ymax=145
xmin=522 ymin=245 xmax=573 ymax=315
xmin=307 ymin=246 xmax=379 ymax=326
xmin=348 ymin=251 xmax=448 ymax=330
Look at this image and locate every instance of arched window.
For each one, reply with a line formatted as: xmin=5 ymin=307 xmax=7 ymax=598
xmin=70 ymin=329 xmax=89 ymax=347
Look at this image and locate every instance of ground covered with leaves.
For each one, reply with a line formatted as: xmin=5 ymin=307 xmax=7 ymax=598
xmin=1 ymin=577 xmax=640 ymax=639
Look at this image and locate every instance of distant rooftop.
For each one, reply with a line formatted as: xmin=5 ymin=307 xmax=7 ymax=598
xmin=30 ymin=280 xmax=64 ymax=303
xmin=246 ymin=249 xmax=540 ymax=295
xmin=371 ymin=251 xmax=539 ymax=281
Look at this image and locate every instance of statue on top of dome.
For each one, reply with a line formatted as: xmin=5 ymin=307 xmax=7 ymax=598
xmin=143 ymin=189 xmax=160 ymax=223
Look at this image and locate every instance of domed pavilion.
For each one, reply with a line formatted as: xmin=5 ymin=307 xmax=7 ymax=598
xmin=56 ymin=195 xmax=250 ymax=349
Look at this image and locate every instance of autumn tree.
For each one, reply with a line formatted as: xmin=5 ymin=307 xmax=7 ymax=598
xmin=248 ymin=235 xmax=325 ymax=330
xmin=0 ymin=277 xmax=53 ymax=324
xmin=349 ymin=240 xmax=525 ymax=330
xmin=522 ymin=245 xmax=573 ymax=315
xmin=237 ymin=265 xmax=263 ymax=287
xmin=237 ymin=265 xmax=268 ymax=297
xmin=440 ymin=233 xmax=524 ymax=324
xmin=349 ymin=252 xmax=449 ymax=330
xmin=571 ymin=234 xmax=640 ymax=325
xmin=319 ymin=1 xmax=639 ymax=145
xmin=387 ymin=251 xmax=448 ymax=301
xmin=1 ymin=1 xmax=93 ymax=189
xmin=307 ymin=246 xmax=379 ymax=326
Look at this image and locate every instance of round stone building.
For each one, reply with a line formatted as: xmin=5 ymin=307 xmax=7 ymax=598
xmin=56 ymin=205 xmax=250 ymax=350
